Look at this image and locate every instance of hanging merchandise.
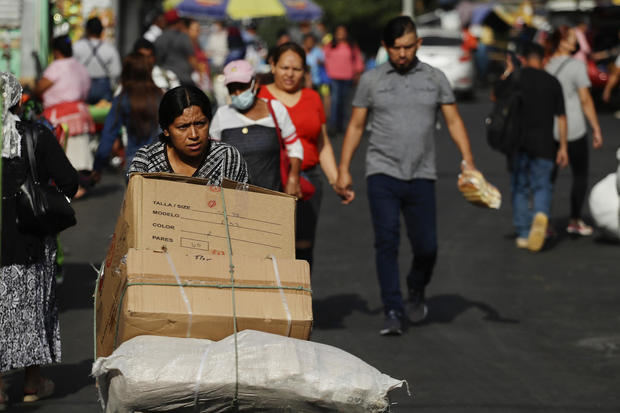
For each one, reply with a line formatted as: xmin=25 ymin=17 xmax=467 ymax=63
xmin=0 ymin=0 xmax=23 ymax=75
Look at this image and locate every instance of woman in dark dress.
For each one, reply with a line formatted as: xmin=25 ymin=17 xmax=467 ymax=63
xmin=0 ymin=72 xmax=79 ymax=409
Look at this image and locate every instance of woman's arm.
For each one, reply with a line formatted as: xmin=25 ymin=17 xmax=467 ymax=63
xmin=578 ymin=87 xmax=603 ymax=149
xmin=317 ymin=124 xmax=338 ymax=185
xmin=34 ymin=77 xmax=53 ymax=98
xmin=93 ymin=95 xmax=124 ymax=172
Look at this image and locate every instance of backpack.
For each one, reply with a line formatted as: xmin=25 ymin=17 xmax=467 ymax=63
xmin=485 ymin=70 xmax=522 ymax=155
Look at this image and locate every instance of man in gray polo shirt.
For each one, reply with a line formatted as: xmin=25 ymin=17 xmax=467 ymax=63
xmin=335 ymin=16 xmax=478 ymax=335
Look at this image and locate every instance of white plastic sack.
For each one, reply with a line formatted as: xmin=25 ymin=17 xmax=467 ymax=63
xmin=92 ymin=330 xmax=407 ymax=413
xmin=588 ymin=173 xmax=620 ymax=240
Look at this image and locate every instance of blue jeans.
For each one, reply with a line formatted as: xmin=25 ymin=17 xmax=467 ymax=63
xmin=87 ymin=77 xmax=113 ymax=104
xmin=329 ymin=79 xmax=352 ymax=132
xmin=511 ymin=152 xmax=555 ymax=239
xmin=367 ymin=174 xmax=438 ymax=314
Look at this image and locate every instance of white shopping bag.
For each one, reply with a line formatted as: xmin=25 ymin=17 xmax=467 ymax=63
xmin=588 ymin=173 xmax=620 ymax=240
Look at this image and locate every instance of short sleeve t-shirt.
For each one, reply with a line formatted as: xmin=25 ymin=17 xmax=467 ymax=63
xmin=42 ymin=57 xmax=91 ymax=108
xmin=258 ymin=87 xmax=325 ymax=170
xmin=516 ymin=68 xmax=565 ymax=160
xmin=545 ymin=56 xmax=590 ymax=141
xmin=352 ymin=60 xmax=455 ymax=180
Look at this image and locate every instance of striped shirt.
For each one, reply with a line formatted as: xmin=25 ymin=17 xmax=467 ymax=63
xmin=128 ymin=139 xmax=249 ymax=185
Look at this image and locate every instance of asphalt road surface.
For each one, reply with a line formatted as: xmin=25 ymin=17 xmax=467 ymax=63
xmin=4 ymin=95 xmax=619 ymax=412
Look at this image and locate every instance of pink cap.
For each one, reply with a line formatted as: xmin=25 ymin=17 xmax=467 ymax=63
xmin=223 ymin=60 xmax=255 ymax=85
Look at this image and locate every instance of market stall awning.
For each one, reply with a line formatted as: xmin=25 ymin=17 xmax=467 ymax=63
xmin=177 ymin=0 xmax=322 ymax=21
xmin=177 ymin=0 xmax=229 ymax=19
xmin=281 ymin=0 xmax=322 ymax=21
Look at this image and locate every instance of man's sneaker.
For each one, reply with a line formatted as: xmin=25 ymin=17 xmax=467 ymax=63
xmin=528 ymin=212 xmax=548 ymax=252
xmin=380 ymin=310 xmax=403 ymax=336
xmin=406 ymin=291 xmax=428 ymax=325
xmin=515 ymin=237 xmax=528 ymax=249
xmin=566 ymin=220 xmax=593 ymax=236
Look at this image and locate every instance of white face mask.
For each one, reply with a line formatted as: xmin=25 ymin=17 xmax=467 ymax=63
xmin=230 ymin=80 xmax=256 ymax=111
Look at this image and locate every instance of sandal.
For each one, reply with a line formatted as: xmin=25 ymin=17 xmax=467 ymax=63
xmin=23 ymin=377 xmax=54 ymax=403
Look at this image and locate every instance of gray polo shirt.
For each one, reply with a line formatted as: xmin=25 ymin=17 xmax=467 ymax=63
xmin=352 ymin=60 xmax=455 ymax=181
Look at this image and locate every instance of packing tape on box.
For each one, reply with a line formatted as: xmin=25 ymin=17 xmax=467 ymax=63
xmin=270 ymin=255 xmax=293 ymax=337
xmin=165 ymin=251 xmax=193 ymax=338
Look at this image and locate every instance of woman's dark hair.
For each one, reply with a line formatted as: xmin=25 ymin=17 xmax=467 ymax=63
xmin=132 ymin=37 xmax=154 ymax=53
xmin=119 ymin=53 xmax=162 ymax=142
xmin=158 ymin=85 xmax=213 ymax=143
xmin=331 ymin=25 xmax=355 ymax=49
xmin=52 ymin=35 xmax=73 ymax=57
xmin=545 ymin=25 xmax=571 ymax=57
xmin=272 ymin=42 xmax=306 ymax=68
xmin=383 ymin=16 xmax=417 ymax=48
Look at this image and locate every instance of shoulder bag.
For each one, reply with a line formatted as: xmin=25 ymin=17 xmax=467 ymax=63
xmin=16 ymin=123 xmax=77 ymax=235
xmin=266 ymin=100 xmax=316 ymax=200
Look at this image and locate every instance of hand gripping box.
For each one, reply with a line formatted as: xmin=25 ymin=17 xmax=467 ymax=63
xmin=95 ymin=248 xmax=312 ymax=357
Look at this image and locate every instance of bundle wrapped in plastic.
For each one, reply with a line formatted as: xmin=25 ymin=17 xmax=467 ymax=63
xmin=458 ymin=168 xmax=502 ymax=209
xmin=92 ymin=330 xmax=408 ymax=413
xmin=589 ymin=173 xmax=619 ymax=240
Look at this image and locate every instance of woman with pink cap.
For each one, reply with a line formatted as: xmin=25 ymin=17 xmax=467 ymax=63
xmin=209 ymin=59 xmax=303 ymax=196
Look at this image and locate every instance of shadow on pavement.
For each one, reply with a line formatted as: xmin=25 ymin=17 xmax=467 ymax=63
xmin=426 ymin=294 xmax=520 ymax=325
xmin=312 ymin=293 xmax=380 ymax=329
xmin=57 ymin=263 xmax=98 ymax=313
xmin=3 ymin=359 xmax=94 ymax=411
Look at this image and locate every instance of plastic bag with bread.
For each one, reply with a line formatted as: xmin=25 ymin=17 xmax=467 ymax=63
xmin=457 ymin=164 xmax=501 ymax=209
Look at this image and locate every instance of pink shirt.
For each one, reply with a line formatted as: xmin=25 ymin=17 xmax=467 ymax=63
xmin=323 ymin=42 xmax=364 ymax=81
xmin=42 ymin=57 xmax=91 ymax=108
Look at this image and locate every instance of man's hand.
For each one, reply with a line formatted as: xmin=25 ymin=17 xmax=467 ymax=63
xmin=556 ymin=147 xmax=569 ymax=168
xmin=592 ymin=129 xmax=603 ymax=149
xmin=334 ymin=169 xmax=355 ymax=205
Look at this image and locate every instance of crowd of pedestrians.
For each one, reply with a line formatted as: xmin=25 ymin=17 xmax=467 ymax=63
xmin=0 ymin=7 xmax=617 ymax=409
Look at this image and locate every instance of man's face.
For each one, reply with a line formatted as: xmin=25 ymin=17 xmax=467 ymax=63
xmin=385 ymin=31 xmax=421 ymax=73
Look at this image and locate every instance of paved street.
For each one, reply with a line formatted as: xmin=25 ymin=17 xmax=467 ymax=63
xmin=4 ymin=95 xmax=619 ymax=412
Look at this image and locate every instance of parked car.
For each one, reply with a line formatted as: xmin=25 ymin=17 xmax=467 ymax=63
xmin=417 ymin=27 xmax=475 ymax=98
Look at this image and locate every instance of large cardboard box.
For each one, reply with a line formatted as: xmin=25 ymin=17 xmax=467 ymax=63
xmin=96 ymin=173 xmax=308 ymax=357
xmin=105 ymin=173 xmax=296 ymax=273
xmin=96 ymin=248 xmax=312 ymax=357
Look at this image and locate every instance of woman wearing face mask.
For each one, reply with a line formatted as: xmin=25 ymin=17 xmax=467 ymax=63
xmin=128 ymin=85 xmax=248 ymax=183
xmin=209 ymin=59 xmax=303 ymax=195
xmin=545 ymin=26 xmax=603 ymax=236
